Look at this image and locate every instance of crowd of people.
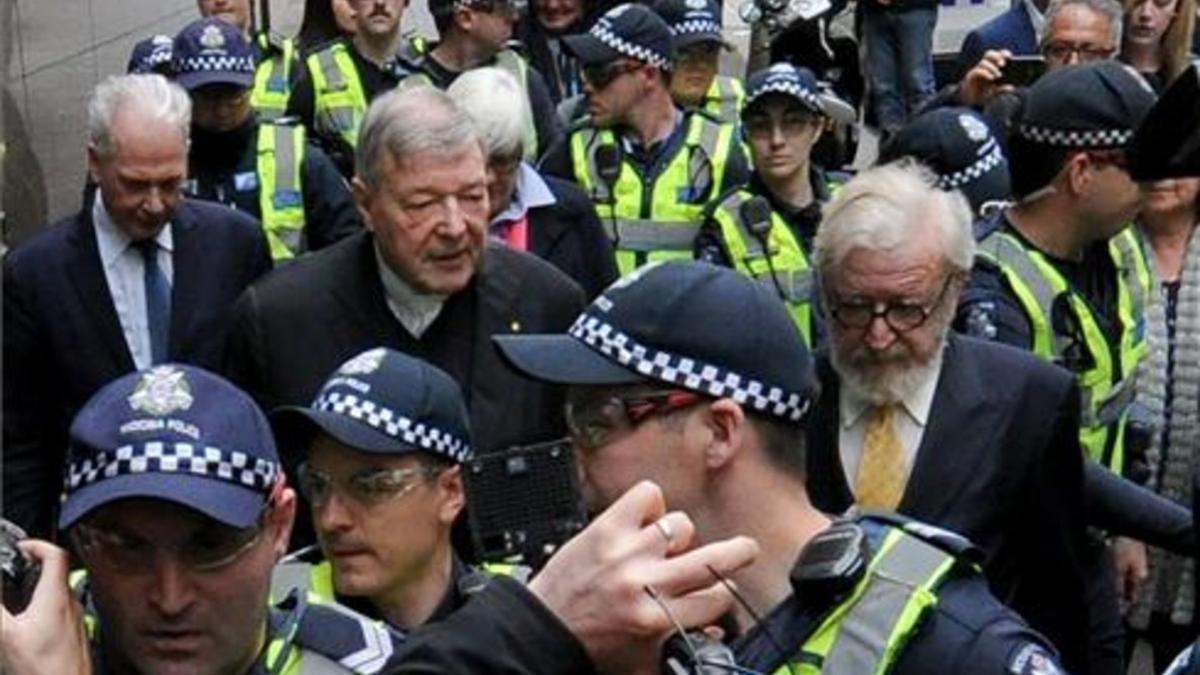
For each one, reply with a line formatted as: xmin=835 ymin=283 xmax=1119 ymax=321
xmin=3 ymin=0 xmax=1200 ymax=672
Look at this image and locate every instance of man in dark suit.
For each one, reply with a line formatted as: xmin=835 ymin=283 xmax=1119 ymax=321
xmin=224 ymin=84 xmax=584 ymax=460
xmin=957 ymin=0 xmax=1043 ymax=77
xmin=3 ymin=73 xmax=272 ymax=538
xmin=803 ymin=162 xmax=1092 ymax=673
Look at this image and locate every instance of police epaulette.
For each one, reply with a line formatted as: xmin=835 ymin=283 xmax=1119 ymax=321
xmin=856 ymin=511 xmax=984 ymax=563
xmin=972 ymin=206 xmax=1007 ymax=241
xmin=287 ymin=598 xmax=405 ymax=673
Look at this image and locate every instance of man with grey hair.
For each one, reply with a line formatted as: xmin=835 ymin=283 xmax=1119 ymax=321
xmin=802 ymin=162 xmax=1095 ymax=672
xmin=448 ymin=67 xmax=616 ymax=298
xmin=3 ymin=72 xmax=271 ymax=539
xmin=224 ymin=85 xmax=583 ymax=547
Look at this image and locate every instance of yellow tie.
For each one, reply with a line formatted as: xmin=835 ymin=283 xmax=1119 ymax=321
xmin=854 ymin=405 xmax=907 ymax=510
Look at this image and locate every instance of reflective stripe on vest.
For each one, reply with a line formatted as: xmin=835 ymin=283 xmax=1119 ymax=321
xmin=494 ymin=49 xmax=541 ymax=162
xmin=703 ymin=75 xmax=745 ymax=124
xmin=976 ymin=227 xmax=1150 ymax=472
xmin=775 ymin=527 xmax=958 ymax=675
xmin=569 ymin=114 xmax=735 ymax=275
xmin=272 ymin=559 xmax=337 ymax=603
xmin=711 ymin=188 xmax=814 ymax=344
xmin=308 ymin=44 xmax=368 ymax=150
xmin=257 ymin=122 xmax=307 ymax=260
xmin=252 ymin=33 xmax=296 ymax=120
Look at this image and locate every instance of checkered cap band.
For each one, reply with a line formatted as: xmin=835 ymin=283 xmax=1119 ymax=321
xmin=1017 ymin=124 xmax=1134 ymax=149
xmin=146 ymin=49 xmax=172 ymax=67
xmin=66 ymin=443 xmax=280 ymax=493
xmin=178 ymin=54 xmax=255 ymax=75
xmin=751 ymin=79 xmax=821 ymax=112
xmin=671 ymin=18 xmax=721 ymax=36
xmin=591 ymin=22 xmax=672 ymax=70
xmin=569 ymin=314 xmax=811 ymax=421
xmin=937 ymin=143 xmax=1005 ymax=190
xmin=314 ymin=391 xmax=472 ymax=463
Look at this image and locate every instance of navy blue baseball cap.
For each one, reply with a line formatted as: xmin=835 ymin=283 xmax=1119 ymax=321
xmin=563 ymin=3 xmax=675 ymax=70
xmin=127 ymin=34 xmax=174 ymax=74
xmin=271 ymin=348 xmax=473 ymax=464
xmin=879 ymin=107 xmax=1011 ymax=215
xmin=495 ymin=262 xmax=816 ymax=423
xmin=60 ymin=365 xmax=282 ymax=531
xmin=744 ymin=63 xmax=855 ymax=125
xmin=650 ymin=0 xmax=726 ymax=51
xmin=172 ymin=17 xmax=256 ymax=91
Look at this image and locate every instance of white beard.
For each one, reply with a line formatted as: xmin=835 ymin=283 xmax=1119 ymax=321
xmin=829 ymin=322 xmax=949 ymax=407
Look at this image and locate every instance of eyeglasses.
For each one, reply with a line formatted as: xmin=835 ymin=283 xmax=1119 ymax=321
xmin=297 ymin=463 xmax=442 ymax=507
xmin=72 ymin=512 xmax=267 ymax=574
xmin=582 ymin=60 xmax=642 ymax=90
xmin=1040 ymin=41 xmax=1116 ymax=62
xmin=828 ymin=275 xmax=957 ymax=332
xmin=565 ymin=389 xmax=704 ymax=450
xmin=742 ymin=109 xmax=823 ymax=139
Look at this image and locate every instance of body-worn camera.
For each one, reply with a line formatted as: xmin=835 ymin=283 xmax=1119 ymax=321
xmin=1 ymin=518 xmax=41 ymax=613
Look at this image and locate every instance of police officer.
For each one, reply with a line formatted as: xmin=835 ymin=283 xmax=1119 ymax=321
xmin=878 ymin=106 xmax=1013 ymax=217
xmin=58 ymin=364 xmax=409 ymax=674
xmin=288 ymin=0 xmax=410 ymax=178
xmin=539 ymin=3 xmax=751 ymax=276
xmin=494 ymin=261 xmax=1066 ymax=675
xmin=269 ymin=347 xmax=524 ymax=630
xmin=696 ymin=63 xmax=853 ymax=346
xmin=126 ymin=34 xmax=174 ymax=75
xmin=171 ymin=18 xmax=361 ymax=261
xmin=391 ymin=0 xmax=562 ymax=163
xmin=649 ymin=0 xmax=744 ymax=124
xmin=955 ymin=60 xmax=1157 ymax=675
xmin=195 ymin=0 xmax=300 ymax=120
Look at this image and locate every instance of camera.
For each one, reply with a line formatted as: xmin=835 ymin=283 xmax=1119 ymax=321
xmin=1 ymin=518 xmax=41 ymax=613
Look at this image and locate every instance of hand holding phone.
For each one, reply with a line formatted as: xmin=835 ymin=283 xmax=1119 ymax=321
xmin=997 ymin=55 xmax=1047 ymax=87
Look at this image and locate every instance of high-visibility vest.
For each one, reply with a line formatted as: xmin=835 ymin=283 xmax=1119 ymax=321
xmin=397 ymin=49 xmax=540 ymax=162
xmin=709 ymin=187 xmax=814 ymax=344
xmin=256 ymin=121 xmax=308 ymax=260
xmin=701 ymin=75 xmax=746 ymax=124
xmin=976 ymin=226 xmax=1152 ymax=473
xmin=308 ymin=42 xmax=369 ymax=151
xmin=770 ymin=518 xmax=969 ymax=675
xmin=252 ymin=32 xmax=297 ymax=120
xmin=569 ymin=113 xmax=737 ymax=275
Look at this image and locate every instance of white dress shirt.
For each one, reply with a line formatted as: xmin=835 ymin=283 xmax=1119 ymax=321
xmin=838 ymin=352 xmax=944 ymax=493
xmin=92 ymin=190 xmax=174 ymax=370
xmin=375 ymin=246 xmax=447 ymax=338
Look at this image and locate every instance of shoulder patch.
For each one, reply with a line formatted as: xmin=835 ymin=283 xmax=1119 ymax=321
xmin=1008 ymin=643 xmax=1065 ymax=675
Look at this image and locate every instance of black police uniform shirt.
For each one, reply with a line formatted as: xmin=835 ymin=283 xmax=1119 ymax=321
xmin=286 ymin=37 xmax=400 ymax=177
xmin=186 ymin=116 xmax=363 ymax=253
xmin=538 ymin=107 xmax=752 ymax=208
xmin=955 ymin=209 xmax=1123 ymax=351
xmin=732 ymin=519 xmax=1066 ymax=675
xmin=389 ymin=47 xmax=564 ymax=162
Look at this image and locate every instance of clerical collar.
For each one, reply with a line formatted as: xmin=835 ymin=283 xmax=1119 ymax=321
xmin=374 ymin=246 xmax=447 ymax=338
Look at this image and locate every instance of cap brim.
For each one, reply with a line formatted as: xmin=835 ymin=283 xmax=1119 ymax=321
xmin=674 ymin=32 xmax=725 ymax=50
xmin=958 ymin=165 xmax=1012 ymax=216
xmin=562 ymin=33 xmax=624 ymax=65
xmin=176 ymin=70 xmax=254 ymax=91
xmin=493 ymin=334 xmax=649 ymax=385
xmin=59 ymin=473 xmax=265 ymax=531
xmin=270 ymin=407 xmax=419 ymax=459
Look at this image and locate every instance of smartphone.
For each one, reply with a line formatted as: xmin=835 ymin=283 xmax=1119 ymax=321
xmin=1 ymin=519 xmax=40 ymax=613
xmin=998 ymin=55 xmax=1047 ymax=87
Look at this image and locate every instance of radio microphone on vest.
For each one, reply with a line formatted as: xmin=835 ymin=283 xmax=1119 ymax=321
xmin=595 ymin=144 xmax=623 ymax=247
xmin=739 ymin=196 xmax=786 ymax=300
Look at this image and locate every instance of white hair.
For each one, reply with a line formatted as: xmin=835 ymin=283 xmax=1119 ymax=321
xmin=814 ymin=161 xmax=976 ymax=279
xmin=88 ymin=73 xmax=191 ymax=161
xmin=446 ymin=67 xmax=529 ymax=161
xmin=355 ymin=84 xmax=483 ymax=188
xmin=1044 ymin=0 xmax=1124 ymax=47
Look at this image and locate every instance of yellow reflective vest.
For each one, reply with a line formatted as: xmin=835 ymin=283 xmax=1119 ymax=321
xmin=307 ymin=42 xmax=369 ymax=152
xmin=976 ymin=226 xmax=1152 ymax=473
xmin=256 ymin=121 xmax=308 ymax=260
xmin=709 ymin=187 xmax=814 ymax=345
xmin=701 ymin=75 xmax=746 ymax=125
xmin=569 ymin=113 xmax=737 ymax=275
xmin=251 ymin=32 xmax=297 ymax=120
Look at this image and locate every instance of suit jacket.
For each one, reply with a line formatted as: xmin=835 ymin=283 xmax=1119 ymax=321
xmin=3 ymin=198 xmax=272 ymax=537
xmin=224 ymin=231 xmax=586 ymax=456
xmin=957 ymin=3 xmax=1039 ymax=78
xmin=805 ymin=334 xmax=1090 ymax=673
xmin=528 ymin=176 xmax=619 ymax=300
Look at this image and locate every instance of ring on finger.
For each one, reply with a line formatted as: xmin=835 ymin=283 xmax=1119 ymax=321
xmin=653 ymin=517 xmax=675 ymax=545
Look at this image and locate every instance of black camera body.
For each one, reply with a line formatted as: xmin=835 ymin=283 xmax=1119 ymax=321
xmin=1 ymin=518 xmax=40 ymax=613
